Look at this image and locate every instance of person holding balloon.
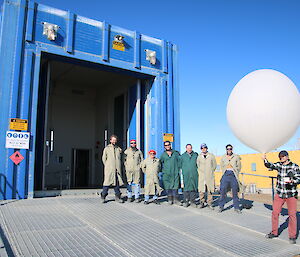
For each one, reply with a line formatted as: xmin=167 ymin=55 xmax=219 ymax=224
xmin=218 ymin=144 xmax=242 ymax=213
xmin=262 ymin=151 xmax=300 ymax=244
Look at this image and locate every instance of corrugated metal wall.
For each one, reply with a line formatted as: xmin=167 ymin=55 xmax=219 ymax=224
xmin=0 ymin=0 xmax=180 ymax=200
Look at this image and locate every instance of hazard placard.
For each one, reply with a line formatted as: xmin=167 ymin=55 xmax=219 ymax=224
xmin=9 ymin=118 xmax=28 ymax=131
xmin=163 ymin=133 xmax=174 ymax=142
xmin=6 ymin=131 xmax=30 ymax=149
xmin=9 ymin=151 xmax=24 ymax=165
xmin=112 ymin=41 xmax=125 ymax=51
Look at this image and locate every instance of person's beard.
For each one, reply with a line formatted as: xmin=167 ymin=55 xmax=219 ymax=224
xmin=281 ymin=158 xmax=289 ymax=164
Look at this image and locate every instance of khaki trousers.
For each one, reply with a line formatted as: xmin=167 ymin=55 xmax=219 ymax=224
xmin=199 ymin=188 xmax=213 ymax=206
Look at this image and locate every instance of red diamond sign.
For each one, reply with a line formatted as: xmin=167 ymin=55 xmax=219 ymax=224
xmin=9 ymin=151 xmax=24 ymax=165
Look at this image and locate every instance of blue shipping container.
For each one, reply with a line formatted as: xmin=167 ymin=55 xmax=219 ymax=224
xmin=0 ymin=0 xmax=180 ymax=200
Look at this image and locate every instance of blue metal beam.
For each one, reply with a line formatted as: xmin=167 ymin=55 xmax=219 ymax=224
xmin=35 ymin=43 xmax=159 ymax=77
xmin=161 ymin=78 xmax=168 ymax=135
xmin=66 ymin=11 xmax=75 ymax=53
xmin=2 ymin=0 xmax=27 ymax=200
xmin=25 ymin=1 xmax=35 ymax=42
xmin=128 ymin=85 xmax=137 ymax=142
xmin=17 ymin=49 xmax=34 ymax=199
xmin=162 ymin=40 xmax=168 ymax=74
xmin=172 ymin=44 xmax=180 ymax=151
xmin=167 ymin=42 xmax=174 ymax=135
xmin=134 ymin=31 xmax=141 ymax=69
xmin=27 ymin=52 xmax=42 ymax=199
xmin=102 ymin=21 xmax=110 ymax=62
xmin=148 ymin=76 xmax=164 ymax=157
xmin=0 ymin=0 xmax=19 ymax=200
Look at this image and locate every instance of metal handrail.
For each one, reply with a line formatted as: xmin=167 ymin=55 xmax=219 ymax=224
xmin=240 ymin=172 xmax=277 ymax=200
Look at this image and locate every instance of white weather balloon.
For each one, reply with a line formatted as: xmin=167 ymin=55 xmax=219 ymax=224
xmin=227 ymin=69 xmax=300 ymax=153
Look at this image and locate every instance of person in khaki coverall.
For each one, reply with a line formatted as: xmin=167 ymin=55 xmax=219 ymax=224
xmin=101 ymin=135 xmax=124 ymax=203
xmin=140 ymin=150 xmax=163 ymax=205
xmin=124 ymin=139 xmax=144 ymax=202
xmin=197 ymin=143 xmax=217 ymax=209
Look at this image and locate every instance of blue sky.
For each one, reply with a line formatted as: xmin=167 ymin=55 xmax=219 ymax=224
xmin=2 ymin=0 xmax=300 ymax=155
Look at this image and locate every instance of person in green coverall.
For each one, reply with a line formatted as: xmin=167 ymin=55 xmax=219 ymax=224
xmin=181 ymin=144 xmax=199 ymax=208
xmin=160 ymin=141 xmax=182 ymax=205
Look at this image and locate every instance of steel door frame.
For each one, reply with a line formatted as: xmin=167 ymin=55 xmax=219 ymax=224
xmin=29 ymin=47 xmax=160 ymax=198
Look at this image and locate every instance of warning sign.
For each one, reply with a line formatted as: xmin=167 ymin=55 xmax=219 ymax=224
xmin=10 ymin=118 xmax=28 ymax=131
xmin=6 ymin=131 xmax=30 ymax=149
xmin=9 ymin=151 xmax=24 ymax=165
xmin=163 ymin=133 xmax=174 ymax=142
xmin=112 ymin=41 xmax=125 ymax=51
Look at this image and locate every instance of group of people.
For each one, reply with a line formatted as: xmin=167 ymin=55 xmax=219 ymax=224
xmin=101 ymin=134 xmax=243 ymax=213
xmin=101 ymin=134 xmax=300 ymax=244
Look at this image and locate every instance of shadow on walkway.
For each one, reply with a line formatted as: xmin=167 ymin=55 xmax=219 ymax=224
xmin=0 ymin=225 xmax=15 ymax=257
xmin=264 ymin=203 xmax=300 ymax=237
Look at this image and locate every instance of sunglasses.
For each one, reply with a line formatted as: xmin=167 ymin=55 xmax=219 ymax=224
xmin=279 ymin=155 xmax=287 ymax=159
xmin=150 ymin=153 xmax=155 ymax=155
xmin=164 ymin=144 xmax=170 ymax=147
xmin=226 ymin=148 xmax=233 ymax=150
xmin=130 ymin=142 xmax=136 ymax=144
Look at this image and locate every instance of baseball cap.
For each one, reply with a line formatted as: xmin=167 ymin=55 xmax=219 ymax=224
xmin=200 ymin=143 xmax=207 ymax=149
xmin=278 ymin=150 xmax=289 ymax=158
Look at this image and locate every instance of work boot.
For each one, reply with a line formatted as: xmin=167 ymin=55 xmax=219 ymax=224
xmin=168 ymin=196 xmax=173 ymax=205
xmin=265 ymin=233 xmax=278 ymax=239
xmin=207 ymin=205 xmax=215 ymax=210
xmin=199 ymin=202 xmax=205 ymax=209
xmin=175 ymin=197 xmax=183 ymax=206
xmin=101 ymin=194 xmax=107 ymax=204
xmin=190 ymin=202 xmax=198 ymax=208
xmin=153 ymin=199 xmax=160 ymax=205
xmin=115 ymin=195 xmax=124 ymax=203
xmin=135 ymin=198 xmax=142 ymax=203
xmin=127 ymin=197 xmax=134 ymax=202
xmin=218 ymin=207 xmax=224 ymax=213
xmin=289 ymin=238 xmax=296 ymax=244
xmin=183 ymin=199 xmax=189 ymax=207
xmin=234 ymin=208 xmax=242 ymax=214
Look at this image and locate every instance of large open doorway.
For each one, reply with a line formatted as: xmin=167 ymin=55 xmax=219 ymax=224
xmin=34 ymin=54 xmax=151 ymax=192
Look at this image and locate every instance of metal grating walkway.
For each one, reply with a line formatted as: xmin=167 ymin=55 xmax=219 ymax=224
xmin=1 ymin=195 xmax=300 ymax=256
